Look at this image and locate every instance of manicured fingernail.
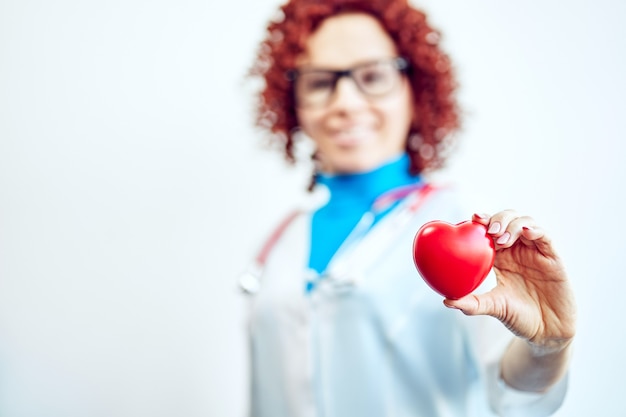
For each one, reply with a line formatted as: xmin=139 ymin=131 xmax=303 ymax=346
xmin=522 ymin=226 xmax=533 ymax=232
xmin=496 ymin=232 xmax=510 ymax=245
xmin=474 ymin=213 xmax=488 ymax=219
xmin=487 ymin=222 xmax=501 ymax=234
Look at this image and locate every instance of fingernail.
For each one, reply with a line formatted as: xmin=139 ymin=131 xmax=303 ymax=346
xmin=487 ymin=222 xmax=501 ymax=234
xmin=474 ymin=213 xmax=488 ymax=219
xmin=496 ymin=232 xmax=510 ymax=245
xmin=522 ymin=226 xmax=532 ymax=232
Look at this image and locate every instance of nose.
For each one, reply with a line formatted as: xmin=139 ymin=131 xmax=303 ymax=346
xmin=327 ymin=76 xmax=368 ymax=111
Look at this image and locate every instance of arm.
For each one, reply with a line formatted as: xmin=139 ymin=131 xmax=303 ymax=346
xmin=501 ymin=336 xmax=573 ymax=393
xmin=445 ymin=211 xmax=577 ymax=393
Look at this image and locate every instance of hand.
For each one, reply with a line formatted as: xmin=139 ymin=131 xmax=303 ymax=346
xmin=444 ymin=210 xmax=576 ymax=351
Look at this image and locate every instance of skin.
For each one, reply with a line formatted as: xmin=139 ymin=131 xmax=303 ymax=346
xmin=297 ymin=13 xmax=576 ymax=393
xmin=295 ymin=13 xmax=414 ymax=174
xmin=447 ymin=211 xmax=576 ymax=392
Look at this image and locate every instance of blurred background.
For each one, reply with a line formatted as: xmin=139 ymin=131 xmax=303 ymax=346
xmin=0 ymin=0 xmax=624 ymax=415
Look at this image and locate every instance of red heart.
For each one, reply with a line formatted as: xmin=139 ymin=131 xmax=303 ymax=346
xmin=412 ymin=220 xmax=495 ymax=299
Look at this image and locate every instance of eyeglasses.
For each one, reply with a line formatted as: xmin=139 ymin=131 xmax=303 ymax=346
xmin=288 ymin=57 xmax=409 ymax=109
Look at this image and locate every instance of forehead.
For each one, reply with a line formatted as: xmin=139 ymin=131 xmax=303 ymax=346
xmin=298 ymin=13 xmax=398 ymax=68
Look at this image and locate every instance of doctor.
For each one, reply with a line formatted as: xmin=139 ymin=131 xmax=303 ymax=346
xmin=244 ymin=0 xmax=576 ymax=416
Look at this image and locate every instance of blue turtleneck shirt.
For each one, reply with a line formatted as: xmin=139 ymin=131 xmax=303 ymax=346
xmin=309 ymin=153 xmax=421 ymax=274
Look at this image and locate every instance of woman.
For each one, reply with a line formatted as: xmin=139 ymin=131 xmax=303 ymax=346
xmin=242 ymin=0 xmax=576 ymax=416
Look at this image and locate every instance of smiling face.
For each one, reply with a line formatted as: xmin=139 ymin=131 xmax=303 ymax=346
xmin=295 ymin=13 xmax=414 ymax=174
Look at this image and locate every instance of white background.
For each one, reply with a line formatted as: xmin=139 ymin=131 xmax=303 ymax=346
xmin=1 ymin=0 xmax=624 ymax=416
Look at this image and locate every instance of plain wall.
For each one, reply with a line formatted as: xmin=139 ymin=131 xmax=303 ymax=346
xmin=1 ymin=0 xmax=624 ymax=416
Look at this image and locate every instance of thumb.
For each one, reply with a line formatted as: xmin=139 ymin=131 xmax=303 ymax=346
xmin=443 ymin=294 xmax=495 ymax=316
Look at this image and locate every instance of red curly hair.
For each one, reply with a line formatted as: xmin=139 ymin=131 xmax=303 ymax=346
xmin=249 ymin=0 xmax=460 ymax=180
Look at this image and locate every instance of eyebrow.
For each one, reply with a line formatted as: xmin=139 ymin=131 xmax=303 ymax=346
xmin=296 ymin=57 xmax=396 ymax=73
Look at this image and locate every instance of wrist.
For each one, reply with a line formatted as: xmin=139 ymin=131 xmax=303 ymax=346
xmin=526 ymin=336 xmax=574 ymax=358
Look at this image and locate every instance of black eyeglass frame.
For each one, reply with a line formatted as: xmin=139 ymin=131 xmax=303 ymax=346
xmin=286 ymin=57 xmax=410 ymax=107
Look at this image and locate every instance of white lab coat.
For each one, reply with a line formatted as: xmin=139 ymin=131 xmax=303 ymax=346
xmin=243 ymin=186 xmax=568 ymax=417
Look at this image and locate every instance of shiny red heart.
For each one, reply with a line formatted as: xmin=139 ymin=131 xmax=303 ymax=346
xmin=412 ymin=220 xmax=495 ymax=299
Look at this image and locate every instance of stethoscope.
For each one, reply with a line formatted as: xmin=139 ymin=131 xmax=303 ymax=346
xmin=238 ymin=209 xmax=302 ymax=295
xmin=238 ymin=182 xmax=437 ymax=295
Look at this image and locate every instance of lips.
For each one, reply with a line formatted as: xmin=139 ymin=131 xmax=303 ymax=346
xmin=329 ymin=125 xmax=375 ymax=147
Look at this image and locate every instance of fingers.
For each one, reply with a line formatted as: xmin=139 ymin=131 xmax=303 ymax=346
xmin=473 ymin=210 xmax=559 ymax=258
xmin=471 ymin=212 xmax=490 ymax=226
xmin=520 ymin=225 xmax=558 ymax=259
xmin=473 ymin=210 xmax=538 ymax=250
